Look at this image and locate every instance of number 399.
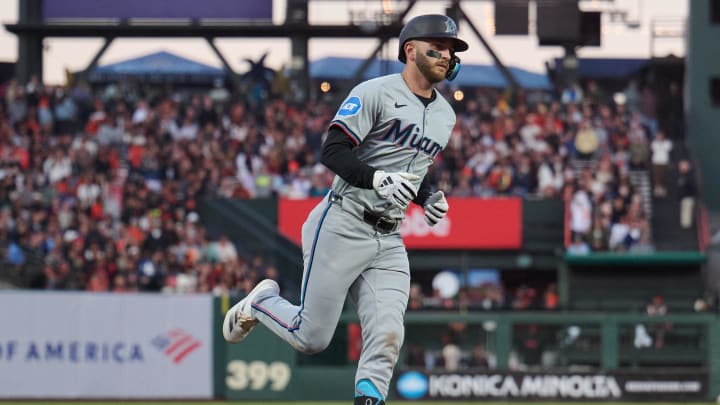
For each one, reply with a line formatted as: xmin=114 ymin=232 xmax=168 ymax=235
xmin=226 ymin=360 xmax=291 ymax=391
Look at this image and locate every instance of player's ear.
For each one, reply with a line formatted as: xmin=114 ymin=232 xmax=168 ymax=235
xmin=404 ymin=40 xmax=416 ymax=62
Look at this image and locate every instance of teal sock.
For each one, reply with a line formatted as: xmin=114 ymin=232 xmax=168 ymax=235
xmin=355 ymin=379 xmax=384 ymax=400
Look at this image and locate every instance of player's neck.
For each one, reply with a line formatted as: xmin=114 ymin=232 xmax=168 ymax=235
xmin=401 ymin=70 xmax=434 ymax=98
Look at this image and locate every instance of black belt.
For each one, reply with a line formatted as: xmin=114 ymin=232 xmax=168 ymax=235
xmin=362 ymin=210 xmax=400 ymax=234
xmin=329 ymin=191 xmax=400 ymax=234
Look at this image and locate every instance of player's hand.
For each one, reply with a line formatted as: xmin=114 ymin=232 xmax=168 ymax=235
xmin=373 ymin=170 xmax=420 ymax=209
xmin=424 ymin=191 xmax=449 ymax=226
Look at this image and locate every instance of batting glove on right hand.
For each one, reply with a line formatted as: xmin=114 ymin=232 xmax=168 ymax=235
xmin=373 ymin=170 xmax=420 ymax=209
xmin=424 ymin=191 xmax=449 ymax=226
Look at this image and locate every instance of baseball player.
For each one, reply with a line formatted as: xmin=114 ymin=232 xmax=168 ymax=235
xmin=223 ymin=14 xmax=468 ymax=405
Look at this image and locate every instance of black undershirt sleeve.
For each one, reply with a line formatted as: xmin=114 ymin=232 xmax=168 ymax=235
xmin=320 ymin=126 xmax=376 ymax=189
xmin=410 ymin=90 xmax=435 ymax=206
xmin=321 ymin=125 xmax=434 ymax=205
xmin=414 ymin=176 xmax=432 ymax=206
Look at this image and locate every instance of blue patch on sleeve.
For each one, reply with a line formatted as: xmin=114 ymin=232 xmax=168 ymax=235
xmin=337 ymin=96 xmax=362 ymax=117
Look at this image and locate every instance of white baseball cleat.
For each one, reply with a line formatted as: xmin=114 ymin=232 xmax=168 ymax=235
xmin=223 ymin=279 xmax=280 ymax=344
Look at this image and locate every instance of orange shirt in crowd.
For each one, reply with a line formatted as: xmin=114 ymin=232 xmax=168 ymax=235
xmin=545 ymin=291 xmax=559 ymax=309
xmin=127 ymin=225 xmax=145 ymax=245
xmin=128 ymin=144 xmax=146 ymax=168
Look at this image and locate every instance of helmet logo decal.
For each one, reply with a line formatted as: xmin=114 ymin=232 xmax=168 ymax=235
xmin=445 ymin=18 xmax=457 ymax=34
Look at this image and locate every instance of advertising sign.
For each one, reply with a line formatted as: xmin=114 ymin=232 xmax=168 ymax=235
xmin=279 ymin=197 xmax=522 ymax=250
xmin=223 ymin=327 xmax=355 ymax=401
xmin=0 ymin=292 xmax=213 ymax=399
xmin=395 ymin=370 xmax=708 ymax=401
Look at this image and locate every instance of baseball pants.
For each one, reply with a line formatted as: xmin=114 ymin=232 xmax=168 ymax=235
xmin=250 ymin=194 xmax=410 ymax=398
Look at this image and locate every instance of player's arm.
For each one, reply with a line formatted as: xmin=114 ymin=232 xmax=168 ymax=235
xmin=413 ymin=176 xmax=432 ymax=206
xmin=320 ymin=126 xmax=376 ymax=189
xmin=322 ymin=125 xmax=433 ymax=200
xmin=416 ymin=172 xmax=448 ymax=226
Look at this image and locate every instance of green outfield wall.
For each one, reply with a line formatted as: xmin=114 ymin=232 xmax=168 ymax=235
xmin=215 ymin=296 xmax=720 ymax=401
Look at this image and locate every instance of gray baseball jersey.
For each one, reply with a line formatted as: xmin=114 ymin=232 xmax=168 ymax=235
xmin=247 ymin=73 xmax=455 ymax=400
xmin=330 ymin=73 xmax=456 ymax=218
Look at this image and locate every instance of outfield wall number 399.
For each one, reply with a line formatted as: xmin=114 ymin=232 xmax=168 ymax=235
xmin=226 ymin=360 xmax=292 ymax=391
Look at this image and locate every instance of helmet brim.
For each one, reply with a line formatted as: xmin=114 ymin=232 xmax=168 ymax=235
xmin=452 ymin=38 xmax=469 ymax=53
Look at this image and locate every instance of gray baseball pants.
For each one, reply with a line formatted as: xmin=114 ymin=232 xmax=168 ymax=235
xmin=250 ymin=194 xmax=410 ymax=398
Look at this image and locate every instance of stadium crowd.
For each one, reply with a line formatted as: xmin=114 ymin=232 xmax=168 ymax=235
xmin=0 ymin=72 xmax=668 ymax=293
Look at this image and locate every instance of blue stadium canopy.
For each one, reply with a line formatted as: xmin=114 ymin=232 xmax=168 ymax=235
xmin=552 ymin=57 xmax=649 ymax=79
xmin=89 ymin=51 xmax=226 ymax=84
xmin=309 ymin=57 xmax=552 ymax=90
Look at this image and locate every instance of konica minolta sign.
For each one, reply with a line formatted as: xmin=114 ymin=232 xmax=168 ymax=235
xmin=395 ymin=370 xmax=707 ymax=401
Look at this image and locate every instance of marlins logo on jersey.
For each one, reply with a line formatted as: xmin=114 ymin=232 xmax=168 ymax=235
xmin=380 ymin=119 xmax=443 ymax=159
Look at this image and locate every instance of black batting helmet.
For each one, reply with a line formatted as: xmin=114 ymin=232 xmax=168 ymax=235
xmin=398 ymin=14 xmax=469 ymax=63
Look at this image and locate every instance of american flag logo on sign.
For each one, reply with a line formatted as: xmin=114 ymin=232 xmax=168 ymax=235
xmin=150 ymin=328 xmax=202 ymax=364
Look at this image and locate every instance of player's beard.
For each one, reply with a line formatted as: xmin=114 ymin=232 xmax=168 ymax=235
xmin=415 ymin=51 xmax=447 ymax=83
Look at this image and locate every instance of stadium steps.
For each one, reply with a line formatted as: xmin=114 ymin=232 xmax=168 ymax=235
xmin=628 ymin=169 xmax=654 ymax=237
xmin=628 ymin=170 xmax=653 ymax=221
xmin=569 ymin=158 xmax=596 ymax=177
xmin=650 ymin=174 xmax=699 ymax=251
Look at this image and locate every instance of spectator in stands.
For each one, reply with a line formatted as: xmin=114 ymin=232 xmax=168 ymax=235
xmin=622 ymin=79 xmax=640 ymax=114
xmin=627 ymin=197 xmax=652 ymax=251
xmin=574 ymin=121 xmax=599 ymax=160
xmin=693 ymin=293 xmax=715 ymax=312
xmin=404 ymin=343 xmax=426 ymax=368
xmin=536 ymin=152 xmax=564 ymax=198
xmin=633 ymin=324 xmax=653 ymax=349
xmin=585 ymin=80 xmax=607 ymax=107
xmin=511 ymin=284 xmax=538 ymax=310
xmin=569 ymin=182 xmax=593 ymax=240
xmin=561 ymin=83 xmax=583 ymax=105
xmin=214 ymin=234 xmax=239 ymax=264
xmin=465 ymin=344 xmax=491 ymax=369
xmin=646 ymin=295 xmax=672 ymax=349
xmin=440 ymin=322 xmax=468 ymax=371
xmin=477 ymin=283 xmax=505 ymax=310
xmin=515 ymin=324 xmax=545 ymax=368
xmin=609 ymin=197 xmax=651 ymax=253
xmin=639 ymin=86 xmax=658 ymax=135
xmin=407 ymin=282 xmax=425 ymax=311
xmin=659 ymin=81 xmax=684 ymax=139
xmin=0 ymin=71 xmax=678 ymax=291
xmin=309 ymin=167 xmax=332 ymax=197
xmin=677 ymin=159 xmax=697 ymax=229
xmin=543 ymin=283 xmax=559 ymax=310
xmin=43 ymin=147 xmax=72 ymax=184
xmin=441 ymin=336 xmax=462 ymax=371
xmin=628 ymin=121 xmax=650 ymax=170
xmin=650 ymin=130 xmax=673 ymax=197
xmin=566 ymin=233 xmax=590 ymax=255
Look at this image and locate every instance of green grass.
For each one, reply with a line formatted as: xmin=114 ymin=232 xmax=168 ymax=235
xmin=0 ymin=400 xmax=710 ymax=405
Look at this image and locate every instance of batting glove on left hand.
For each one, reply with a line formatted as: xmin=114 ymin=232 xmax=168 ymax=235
xmin=424 ymin=191 xmax=449 ymax=226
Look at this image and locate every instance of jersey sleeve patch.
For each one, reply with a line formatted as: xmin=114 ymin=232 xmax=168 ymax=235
xmin=337 ymin=96 xmax=362 ymax=117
